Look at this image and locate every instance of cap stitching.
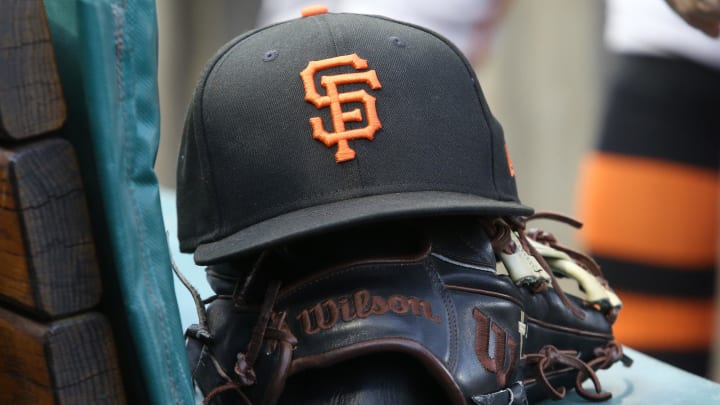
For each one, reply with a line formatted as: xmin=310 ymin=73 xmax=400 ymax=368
xmin=214 ymin=181 xmax=520 ymax=241
xmin=194 ymin=36 xmax=251 ymax=242
xmin=199 ymin=195 xmax=529 ymax=262
xmin=368 ymin=16 xmax=504 ymax=201
xmin=316 ymin=14 xmax=367 ymax=186
xmin=195 ymin=22 xmax=288 ymax=242
xmin=447 ymin=47 xmax=502 ymax=201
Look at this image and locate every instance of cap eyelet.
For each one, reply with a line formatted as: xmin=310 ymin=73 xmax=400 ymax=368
xmin=389 ymin=36 xmax=406 ymax=48
xmin=263 ymin=49 xmax=279 ymax=62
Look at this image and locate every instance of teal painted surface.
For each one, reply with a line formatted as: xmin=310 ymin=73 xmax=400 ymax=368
xmin=44 ymin=1 xmax=194 ymax=403
xmin=537 ymin=348 xmax=720 ymax=404
xmin=159 ymin=187 xmax=211 ymax=331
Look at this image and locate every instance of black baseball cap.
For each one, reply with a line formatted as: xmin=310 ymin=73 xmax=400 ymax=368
xmin=177 ymin=6 xmax=532 ymax=265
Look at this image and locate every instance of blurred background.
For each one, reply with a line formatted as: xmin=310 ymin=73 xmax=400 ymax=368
xmin=153 ymin=0 xmax=720 ymax=382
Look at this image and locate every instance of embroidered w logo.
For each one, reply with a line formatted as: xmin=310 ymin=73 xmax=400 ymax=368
xmin=300 ymin=54 xmax=382 ymax=163
xmin=473 ymin=308 xmax=518 ymax=387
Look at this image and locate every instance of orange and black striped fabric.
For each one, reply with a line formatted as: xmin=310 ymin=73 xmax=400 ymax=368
xmin=576 ymin=55 xmax=720 ymax=376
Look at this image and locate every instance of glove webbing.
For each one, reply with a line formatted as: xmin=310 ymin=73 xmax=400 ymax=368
xmin=485 ymin=213 xmax=632 ymax=401
xmin=524 ymin=213 xmax=620 ymax=322
xmin=485 ymin=216 xmax=586 ymax=320
xmin=524 ymin=212 xmax=602 ymax=279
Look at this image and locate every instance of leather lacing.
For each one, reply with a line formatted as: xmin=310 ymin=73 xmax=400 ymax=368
xmin=483 ymin=214 xmax=587 ymax=320
xmin=202 ymin=278 xmax=299 ymax=405
xmin=524 ymin=342 xmax=633 ymax=401
xmin=196 ymin=252 xmax=299 ymax=405
xmin=525 ymin=213 xmax=602 ymax=277
xmin=482 ymin=213 xmax=633 ymax=401
xmin=184 ymin=214 xmax=630 ymax=404
xmin=524 ymin=213 xmax=621 ymax=324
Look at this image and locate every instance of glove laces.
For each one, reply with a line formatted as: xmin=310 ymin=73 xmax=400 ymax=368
xmin=524 ymin=342 xmax=632 ymax=402
xmin=203 ymin=252 xmax=298 ymax=405
xmin=485 ymin=214 xmax=586 ymax=320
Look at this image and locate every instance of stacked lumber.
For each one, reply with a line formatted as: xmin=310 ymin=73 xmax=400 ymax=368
xmin=0 ymin=0 xmax=126 ymax=402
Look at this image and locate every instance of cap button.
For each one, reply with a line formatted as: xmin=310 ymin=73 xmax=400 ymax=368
xmin=301 ymin=4 xmax=329 ymax=17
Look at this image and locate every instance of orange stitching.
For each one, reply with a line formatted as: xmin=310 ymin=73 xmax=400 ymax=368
xmin=300 ymin=54 xmax=383 ymax=163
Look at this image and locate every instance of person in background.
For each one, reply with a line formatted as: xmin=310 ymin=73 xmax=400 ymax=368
xmin=575 ymin=0 xmax=720 ymax=378
xmin=256 ymin=0 xmax=511 ymax=65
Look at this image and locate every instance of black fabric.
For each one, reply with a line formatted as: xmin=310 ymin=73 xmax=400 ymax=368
xmin=597 ymin=54 xmax=720 ymax=170
xmin=176 ymin=12 xmax=531 ymax=264
xmin=594 ymin=255 xmax=716 ymax=298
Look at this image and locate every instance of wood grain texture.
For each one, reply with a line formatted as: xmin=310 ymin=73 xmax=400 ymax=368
xmin=0 ymin=138 xmax=101 ymax=318
xmin=0 ymin=0 xmax=66 ymax=140
xmin=0 ymin=306 xmax=126 ymax=404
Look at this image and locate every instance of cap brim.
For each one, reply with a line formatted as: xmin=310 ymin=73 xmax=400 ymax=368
xmin=193 ymin=191 xmax=533 ymax=264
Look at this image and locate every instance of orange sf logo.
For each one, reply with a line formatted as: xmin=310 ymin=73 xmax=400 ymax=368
xmin=300 ymin=54 xmax=382 ymax=163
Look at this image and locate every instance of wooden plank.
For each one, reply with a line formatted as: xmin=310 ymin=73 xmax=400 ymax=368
xmin=0 ymin=306 xmax=126 ymax=404
xmin=0 ymin=138 xmax=101 ymax=318
xmin=0 ymin=0 xmax=67 ymax=140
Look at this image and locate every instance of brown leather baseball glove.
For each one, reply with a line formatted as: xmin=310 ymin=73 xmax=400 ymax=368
xmin=184 ymin=219 xmax=529 ymax=405
xmin=182 ymin=215 xmax=631 ymax=405
xmin=481 ymin=213 xmax=633 ymax=403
